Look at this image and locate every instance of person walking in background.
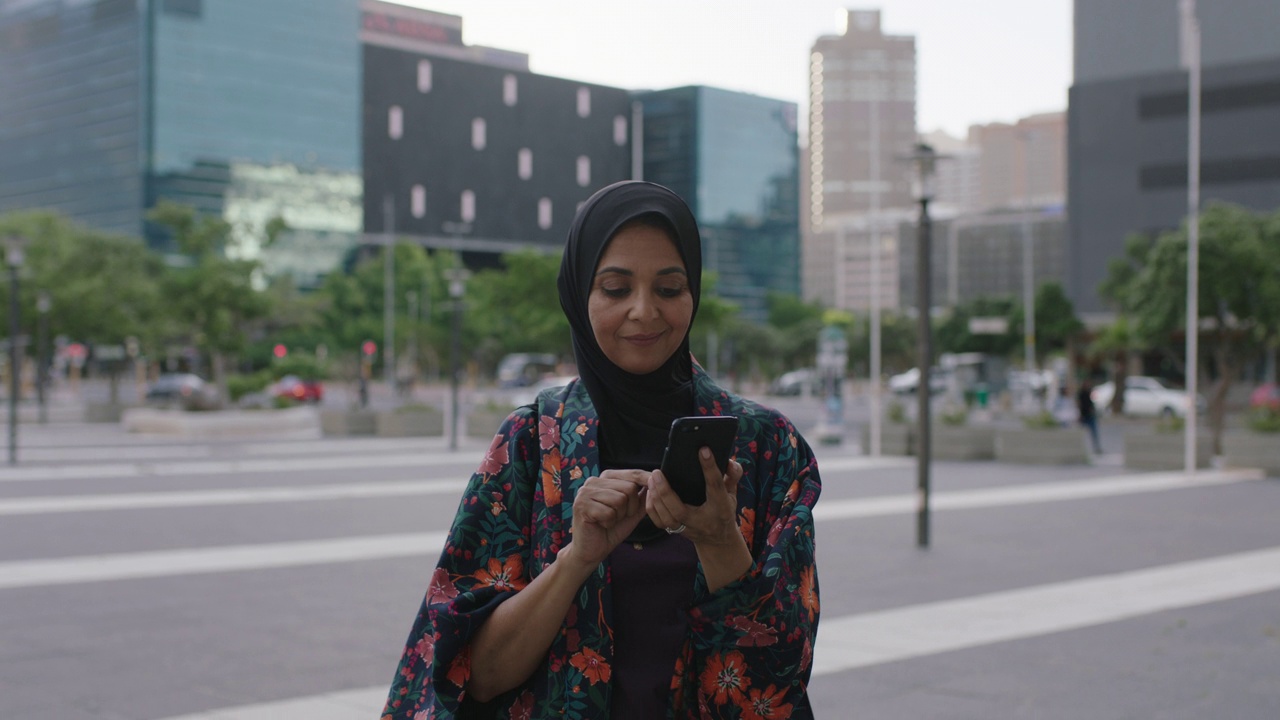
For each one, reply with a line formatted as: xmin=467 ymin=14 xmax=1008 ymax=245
xmin=1077 ymin=379 xmax=1103 ymax=453
xmin=381 ymin=181 xmax=822 ymax=719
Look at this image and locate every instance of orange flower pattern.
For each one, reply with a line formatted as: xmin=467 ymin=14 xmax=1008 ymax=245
xmin=382 ymin=368 xmax=821 ymax=719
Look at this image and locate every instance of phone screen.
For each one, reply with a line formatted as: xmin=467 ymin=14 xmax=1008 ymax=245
xmin=659 ymin=416 xmax=738 ymax=506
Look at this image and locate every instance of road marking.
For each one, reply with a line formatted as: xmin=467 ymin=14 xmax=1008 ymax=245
xmin=0 ymin=468 xmax=1259 ymax=518
xmin=0 ymin=479 xmax=468 ymax=515
xmin=0 ymin=532 xmax=449 ymax=590
xmin=153 ymin=544 xmax=1280 ymax=720
xmin=0 ymin=451 xmax=480 ymax=484
xmin=813 ymin=468 xmax=1265 ymax=520
xmin=812 ymin=544 xmax=1280 ymax=674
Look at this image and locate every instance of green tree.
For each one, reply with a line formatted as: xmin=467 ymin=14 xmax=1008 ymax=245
xmin=935 ymin=296 xmax=1020 ymax=358
xmin=1099 ymin=202 xmax=1280 ymax=449
xmin=1033 ymin=281 xmax=1085 ymax=360
xmin=1 ymin=211 xmax=166 ymax=402
xmin=467 ymin=249 xmax=571 ymax=370
xmin=147 ymin=200 xmax=274 ymax=397
xmin=766 ymin=292 xmax=826 ymax=371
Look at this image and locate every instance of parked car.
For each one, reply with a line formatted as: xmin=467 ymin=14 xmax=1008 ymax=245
xmin=1090 ymin=376 xmax=1205 ymax=418
xmin=510 ymin=374 xmax=580 ymax=407
xmin=270 ymin=375 xmax=323 ymax=404
xmin=768 ymin=368 xmax=820 ymax=396
xmin=888 ymin=367 xmax=948 ymax=395
xmin=1250 ymin=382 xmax=1280 ymax=411
xmin=145 ymin=373 xmax=218 ymax=410
xmin=496 ymin=353 xmax=559 ymax=388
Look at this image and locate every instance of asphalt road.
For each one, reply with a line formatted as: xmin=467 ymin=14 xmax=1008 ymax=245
xmin=1 ymin=410 xmax=1277 ymax=719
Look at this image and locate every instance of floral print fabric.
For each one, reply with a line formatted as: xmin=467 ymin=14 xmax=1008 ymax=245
xmin=382 ymin=365 xmax=821 ymax=719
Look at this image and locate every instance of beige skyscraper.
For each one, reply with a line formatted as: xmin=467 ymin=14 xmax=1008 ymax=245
xmin=805 ymin=9 xmax=917 ymax=311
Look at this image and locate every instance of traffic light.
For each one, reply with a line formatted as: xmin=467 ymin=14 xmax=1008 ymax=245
xmin=273 ymin=344 xmax=287 ymax=359
xmin=362 ymin=340 xmax=377 ymax=357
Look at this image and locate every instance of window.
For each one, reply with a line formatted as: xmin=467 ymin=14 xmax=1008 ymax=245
xmin=461 ymin=190 xmax=476 ymax=222
xmin=417 ymin=60 xmax=433 ymax=93
xmin=576 ymin=156 xmax=590 ymax=187
xmin=518 ymin=148 xmax=533 ymax=180
xmin=613 ymin=115 xmax=628 ymax=146
xmin=471 ymin=118 xmax=486 ymax=150
xmin=411 ymin=185 xmax=426 ymax=218
xmin=576 ymin=87 xmax=591 ymax=118
xmin=503 ymin=74 xmax=518 ymax=106
xmin=538 ymin=198 xmax=552 ymax=229
xmin=388 ymin=106 xmax=403 ymax=140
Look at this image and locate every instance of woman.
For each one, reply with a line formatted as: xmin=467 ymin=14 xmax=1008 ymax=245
xmin=383 ymin=181 xmax=821 ymax=719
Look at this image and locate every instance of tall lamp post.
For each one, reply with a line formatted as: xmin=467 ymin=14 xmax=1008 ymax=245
xmin=446 ymin=267 xmax=468 ymax=452
xmin=1180 ymin=0 xmax=1201 ymax=475
xmin=37 ymin=291 xmax=50 ymax=425
xmin=905 ymin=144 xmax=939 ymax=548
xmin=5 ymin=235 xmax=25 ymax=466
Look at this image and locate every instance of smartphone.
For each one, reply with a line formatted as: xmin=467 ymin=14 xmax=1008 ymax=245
xmin=659 ymin=416 xmax=738 ymax=506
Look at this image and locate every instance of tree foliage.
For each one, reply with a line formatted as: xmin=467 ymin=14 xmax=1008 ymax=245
xmin=0 ymin=211 xmax=165 ymax=352
xmin=1099 ymin=202 xmax=1280 ymax=448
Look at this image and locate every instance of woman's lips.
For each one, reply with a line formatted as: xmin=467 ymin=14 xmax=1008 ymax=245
xmin=623 ymin=332 xmax=665 ymax=346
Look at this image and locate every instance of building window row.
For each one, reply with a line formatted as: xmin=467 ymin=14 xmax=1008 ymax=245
xmin=404 ymin=188 xmax=559 ymax=230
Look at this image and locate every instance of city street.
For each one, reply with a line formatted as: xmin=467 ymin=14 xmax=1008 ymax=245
xmin=1 ymin=405 xmax=1277 ymax=719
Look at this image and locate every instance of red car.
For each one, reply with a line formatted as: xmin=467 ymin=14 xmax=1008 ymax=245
xmin=271 ymin=375 xmax=323 ymax=403
xmin=1250 ymin=383 xmax=1280 ymax=411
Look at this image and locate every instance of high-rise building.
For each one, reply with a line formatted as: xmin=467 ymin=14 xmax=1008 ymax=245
xmin=636 ymin=87 xmax=800 ymax=322
xmin=805 ymin=9 xmax=917 ymax=312
xmin=968 ymin=112 xmax=1066 ymax=213
xmin=1070 ymin=0 xmax=1280 ymax=315
xmin=361 ymin=1 xmax=633 ymax=265
xmin=0 ymin=0 xmax=364 ymax=285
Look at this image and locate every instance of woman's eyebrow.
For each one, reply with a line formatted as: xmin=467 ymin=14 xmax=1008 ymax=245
xmin=595 ymin=265 xmax=687 ymax=277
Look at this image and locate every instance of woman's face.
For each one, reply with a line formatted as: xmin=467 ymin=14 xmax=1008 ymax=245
xmin=588 ymin=222 xmax=693 ymax=375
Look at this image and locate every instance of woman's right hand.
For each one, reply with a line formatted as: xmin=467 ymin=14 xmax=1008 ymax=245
xmin=565 ymin=469 xmax=649 ymax=569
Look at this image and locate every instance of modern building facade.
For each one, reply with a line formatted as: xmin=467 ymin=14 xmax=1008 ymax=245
xmin=805 ymin=9 xmax=917 ymax=312
xmin=360 ymin=2 xmax=633 ymax=264
xmin=1070 ymin=0 xmax=1280 ymax=314
xmin=637 ymin=86 xmax=800 ymax=322
xmin=0 ymin=0 xmax=364 ymax=285
xmin=897 ymin=211 xmax=1068 ymax=312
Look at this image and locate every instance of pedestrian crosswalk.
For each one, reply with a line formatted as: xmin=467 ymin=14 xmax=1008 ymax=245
xmin=3 ymin=424 xmax=1278 ymax=719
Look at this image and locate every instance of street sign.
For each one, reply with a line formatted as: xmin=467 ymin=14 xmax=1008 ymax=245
xmin=969 ymin=316 xmax=1009 ymax=335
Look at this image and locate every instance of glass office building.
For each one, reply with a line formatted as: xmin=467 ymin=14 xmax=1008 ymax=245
xmin=0 ymin=0 xmax=362 ymax=285
xmin=638 ymin=86 xmax=801 ymax=322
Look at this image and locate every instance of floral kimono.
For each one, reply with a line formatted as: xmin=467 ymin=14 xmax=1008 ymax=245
xmin=383 ymin=365 xmax=822 ymax=719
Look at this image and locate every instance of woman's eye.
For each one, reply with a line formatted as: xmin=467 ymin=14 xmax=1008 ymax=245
xmin=601 ymin=286 xmax=630 ymax=298
xmin=657 ymin=285 xmax=687 ymax=298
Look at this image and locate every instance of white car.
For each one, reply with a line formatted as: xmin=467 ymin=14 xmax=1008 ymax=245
xmin=888 ymin=367 xmax=948 ymax=395
xmin=1090 ymin=376 xmax=1205 ymax=418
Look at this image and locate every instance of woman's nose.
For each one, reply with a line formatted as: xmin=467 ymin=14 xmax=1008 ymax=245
xmin=627 ymin=291 xmax=659 ymax=319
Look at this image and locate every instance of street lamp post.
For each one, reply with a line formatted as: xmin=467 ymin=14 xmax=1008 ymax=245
xmin=5 ymin=235 xmax=25 ymax=466
xmin=37 ymin=291 xmax=49 ymax=425
xmin=905 ymin=143 xmax=939 ymax=548
xmin=1180 ymin=0 xmax=1201 ymax=475
xmin=446 ymin=267 xmax=468 ymax=452
xmin=1019 ymin=129 xmax=1037 ymax=379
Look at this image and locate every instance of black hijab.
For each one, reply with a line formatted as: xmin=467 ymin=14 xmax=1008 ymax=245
xmin=557 ymin=180 xmax=702 ymax=471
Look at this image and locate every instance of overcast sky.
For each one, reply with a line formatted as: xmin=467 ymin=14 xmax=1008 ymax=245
xmin=400 ymin=0 xmax=1073 ymax=139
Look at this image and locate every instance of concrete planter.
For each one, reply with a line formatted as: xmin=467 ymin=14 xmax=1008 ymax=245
xmin=122 ymin=406 xmax=320 ymax=439
xmin=861 ymin=423 xmax=913 ymax=456
xmin=931 ymin=424 xmax=997 ymax=461
xmin=84 ymin=402 xmax=129 ymax=423
xmin=995 ymin=428 xmax=1089 ymax=465
xmin=1123 ymin=432 xmax=1212 ymax=470
xmin=377 ymin=407 xmax=444 ymax=437
xmin=466 ymin=407 xmax=513 ymax=438
xmin=1223 ymin=431 xmax=1280 ymax=477
xmin=320 ymin=409 xmax=377 ymax=436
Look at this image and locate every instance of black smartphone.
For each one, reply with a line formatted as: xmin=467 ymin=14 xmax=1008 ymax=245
xmin=659 ymin=416 xmax=738 ymax=506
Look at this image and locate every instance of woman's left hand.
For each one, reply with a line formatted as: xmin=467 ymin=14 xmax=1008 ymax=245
xmin=646 ymin=448 xmax=744 ymax=547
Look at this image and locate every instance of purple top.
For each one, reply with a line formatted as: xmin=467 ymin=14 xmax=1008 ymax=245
xmin=607 ymin=532 xmax=699 ymax=719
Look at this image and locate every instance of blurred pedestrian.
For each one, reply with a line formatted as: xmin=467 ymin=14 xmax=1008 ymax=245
xmin=1077 ymin=379 xmax=1103 ymax=453
xmin=381 ymin=181 xmax=822 ymax=719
